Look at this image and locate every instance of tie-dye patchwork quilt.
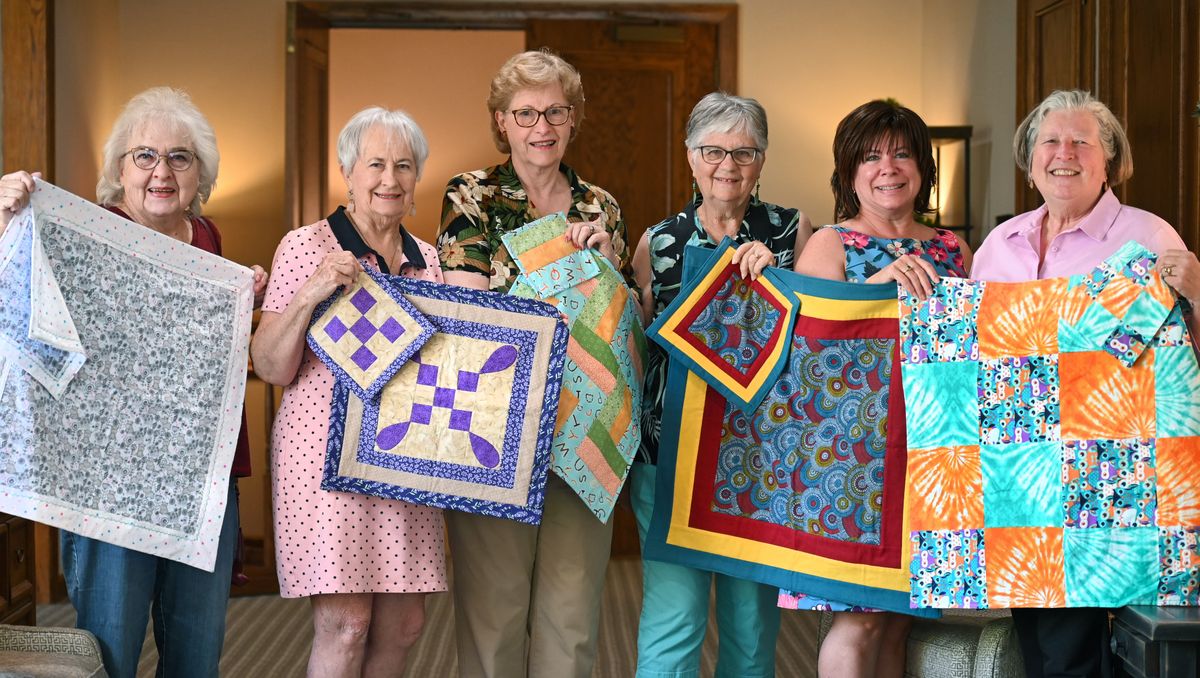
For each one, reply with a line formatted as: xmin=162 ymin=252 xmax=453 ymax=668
xmin=316 ymin=274 xmax=568 ymax=524
xmin=901 ymin=241 xmax=1200 ymax=608
xmin=502 ymin=213 xmax=646 ymax=522
xmin=645 ymin=242 xmax=934 ymax=615
xmin=0 ymin=180 xmax=253 ymax=571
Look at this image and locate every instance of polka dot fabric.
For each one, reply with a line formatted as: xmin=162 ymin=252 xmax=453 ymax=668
xmin=263 ymin=221 xmax=447 ymax=597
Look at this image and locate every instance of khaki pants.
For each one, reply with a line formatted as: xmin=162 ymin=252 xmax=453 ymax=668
xmin=446 ymin=475 xmax=615 ymax=678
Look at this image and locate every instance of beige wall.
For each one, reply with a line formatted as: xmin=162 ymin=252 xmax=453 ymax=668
xmin=52 ymin=0 xmax=1016 ymax=267
xmin=326 ymin=29 xmax=522 ymax=244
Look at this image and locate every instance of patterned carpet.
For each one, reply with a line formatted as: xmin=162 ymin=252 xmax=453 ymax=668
xmin=38 ymin=557 xmax=818 ymax=677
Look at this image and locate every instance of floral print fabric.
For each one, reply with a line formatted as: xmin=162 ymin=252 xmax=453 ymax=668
xmin=436 ymin=159 xmax=626 ymax=293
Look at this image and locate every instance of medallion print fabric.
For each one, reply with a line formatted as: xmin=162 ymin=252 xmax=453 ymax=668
xmin=0 ymin=180 xmax=253 ymax=571
xmin=502 ymin=213 xmax=647 ymax=522
xmin=307 ymin=268 xmax=436 ymax=401
xmin=644 ymin=245 xmax=934 ymax=615
xmin=321 ymin=274 xmax=569 ymax=524
xmin=901 ymin=240 xmax=1200 ymax=608
xmin=647 ymin=238 xmax=796 ymax=414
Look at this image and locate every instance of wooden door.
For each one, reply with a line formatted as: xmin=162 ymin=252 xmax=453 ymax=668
xmin=1016 ymin=0 xmax=1096 ymax=213
xmin=1098 ymin=0 xmax=1200 ymax=248
xmin=527 ymin=18 xmax=733 ymax=248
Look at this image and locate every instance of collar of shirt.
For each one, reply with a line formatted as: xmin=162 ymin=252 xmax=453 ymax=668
xmin=496 ymin=158 xmax=599 ymax=220
xmin=326 ymin=205 xmax=426 ymax=276
xmin=1007 ymin=188 xmax=1121 ymax=249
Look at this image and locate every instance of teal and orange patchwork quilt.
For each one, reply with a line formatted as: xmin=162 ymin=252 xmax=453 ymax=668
xmin=901 ymin=241 xmax=1200 ymax=608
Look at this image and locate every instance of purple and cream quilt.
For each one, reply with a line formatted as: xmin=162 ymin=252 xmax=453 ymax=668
xmin=503 ymin=213 xmax=646 ymax=522
xmin=0 ymin=180 xmax=253 ymax=571
xmin=316 ymin=275 xmax=568 ymax=524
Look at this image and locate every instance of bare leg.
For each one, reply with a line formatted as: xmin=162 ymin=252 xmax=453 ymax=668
xmin=817 ymin=611 xmax=890 ymax=678
xmin=877 ymin=614 xmax=913 ymax=678
xmin=363 ymin=593 xmax=428 ymax=678
xmin=307 ymin=593 xmax=374 ymax=678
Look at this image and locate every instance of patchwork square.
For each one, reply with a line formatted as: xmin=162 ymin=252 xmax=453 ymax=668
xmin=686 ymin=275 xmax=783 ymax=374
xmin=1158 ymin=527 xmax=1200 ymax=605
xmin=911 ymin=529 xmax=988 ymax=609
xmin=500 ymin=211 xmax=601 ymax=299
xmin=1104 ymin=291 xmax=1171 ymax=367
xmin=308 ymin=268 xmax=437 ymax=401
xmin=1058 ymin=301 xmax=1120 ymax=353
xmin=981 ymin=442 xmax=1062 ymax=527
xmin=1063 ymin=527 xmax=1157 ymax=606
xmin=898 ymin=277 xmax=983 ymax=364
xmin=978 ymin=355 xmax=1060 ymax=445
xmin=984 ymin=527 xmax=1065 ymax=607
xmin=1155 ymin=437 xmax=1200 ymax=525
xmin=1059 ymin=350 xmax=1155 ymax=441
xmin=976 ymin=278 xmax=1066 ymax=359
xmin=907 ymin=446 xmax=983 ymax=531
xmin=1062 ymin=438 xmax=1156 ymax=529
xmin=903 ymin=360 xmax=979 ymax=448
xmin=1155 ymin=345 xmax=1200 ymax=437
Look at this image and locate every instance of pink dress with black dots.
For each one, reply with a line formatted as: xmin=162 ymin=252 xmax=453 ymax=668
xmin=262 ymin=219 xmax=448 ymax=597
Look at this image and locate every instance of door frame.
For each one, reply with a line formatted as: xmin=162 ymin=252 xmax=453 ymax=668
xmin=285 ymin=1 xmax=738 ymax=229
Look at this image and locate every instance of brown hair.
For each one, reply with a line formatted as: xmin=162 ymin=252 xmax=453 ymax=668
xmin=830 ymin=100 xmax=936 ymax=221
xmin=487 ymin=49 xmax=585 ymax=154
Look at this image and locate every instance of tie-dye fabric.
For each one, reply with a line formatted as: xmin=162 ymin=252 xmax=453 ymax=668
xmin=321 ymin=275 xmax=569 ymax=525
xmin=644 ymin=245 xmax=936 ymax=615
xmin=503 ymin=213 xmax=646 ymax=522
xmin=901 ymin=240 xmax=1200 ymax=608
xmin=0 ymin=180 xmax=253 ymax=571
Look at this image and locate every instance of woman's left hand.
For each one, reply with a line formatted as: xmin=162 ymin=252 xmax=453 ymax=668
xmin=730 ymin=241 xmax=775 ymax=280
xmin=251 ymin=265 xmax=269 ymax=309
xmin=1160 ymin=249 xmax=1200 ymax=305
xmin=565 ymin=219 xmax=618 ymax=267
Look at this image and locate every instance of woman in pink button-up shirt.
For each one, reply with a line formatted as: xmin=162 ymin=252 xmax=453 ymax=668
xmin=973 ymin=89 xmax=1200 ymax=678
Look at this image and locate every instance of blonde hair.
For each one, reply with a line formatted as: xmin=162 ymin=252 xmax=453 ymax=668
xmin=487 ymin=50 xmax=585 ymax=153
xmin=96 ymin=87 xmax=219 ymax=214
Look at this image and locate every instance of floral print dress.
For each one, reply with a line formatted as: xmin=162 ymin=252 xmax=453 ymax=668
xmin=639 ymin=197 xmax=802 ymax=465
xmin=779 ymin=223 xmax=967 ymax=612
xmin=436 ymin=159 xmax=627 ymax=292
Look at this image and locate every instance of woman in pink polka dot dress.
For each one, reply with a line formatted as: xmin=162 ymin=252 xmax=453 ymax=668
xmin=251 ymin=107 xmax=447 ymax=676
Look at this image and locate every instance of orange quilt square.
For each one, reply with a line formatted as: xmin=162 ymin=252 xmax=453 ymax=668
xmin=985 ymin=527 xmax=1066 ymax=607
xmin=1059 ymin=350 xmax=1155 ymax=440
xmin=977 ymin=279 xmax=1066 ymax=359
xmin=1157 ymin=436 xmax=1200 ymax=525
xmin=908 ymin=445 xmax=983 ymax=531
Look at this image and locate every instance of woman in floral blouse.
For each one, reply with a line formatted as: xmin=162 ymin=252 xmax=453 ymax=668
xmin=791 ymin=99 xmax=972 ymax=678
xmin=435 ymin=49 xmax=627 ymax=678
xmin=630 ymin=91 xmax=812 ymax=678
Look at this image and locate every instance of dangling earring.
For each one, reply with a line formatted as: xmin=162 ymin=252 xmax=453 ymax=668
xmin=1027 ymin=176 xmax=1034 ymax=189
xmin=410 ymin=201 xmax=417 ymax=217
xmin=754 ymin=181 xmax=761 ymax=201
xmin=347 ymin=188 xmax=355 ymax=212
xmin=691 ymin=178 xmax=700 ymax=203
xmin=1102 ymin=180 xmax=1109 ymax=194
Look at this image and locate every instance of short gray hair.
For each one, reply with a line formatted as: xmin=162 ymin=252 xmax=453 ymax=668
xmin=684 ymin=92 xmax=769 ymax=151
xmin=97 ymin=87 xmax=219 ymax=214
xmin=1014 ymin=89 xmax=1133 ymax=187
xmin=337 ymin=107 xmax=430 ymax=180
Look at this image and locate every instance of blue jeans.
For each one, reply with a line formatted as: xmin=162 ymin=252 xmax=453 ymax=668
xmin=62 ymin=483 xmax=239 ymax=678
xmin=631 ymin=462 xmax=780 ymax=678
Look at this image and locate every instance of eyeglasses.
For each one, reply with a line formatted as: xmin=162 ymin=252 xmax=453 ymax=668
xmin=509 ymin=105 xmax=573 ymax=128
xmin=696 ymin=146 xmax=761 ymax=166
xmin=122 ymin=146 xmax=197 ymax=171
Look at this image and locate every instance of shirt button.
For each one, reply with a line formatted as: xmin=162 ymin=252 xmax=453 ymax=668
xmin=1051 ymin=246 xmax=1059 ymax=253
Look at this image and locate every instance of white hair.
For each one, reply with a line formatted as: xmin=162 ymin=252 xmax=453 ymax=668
xmin=337 ymin=107 xmax=430 ymax=179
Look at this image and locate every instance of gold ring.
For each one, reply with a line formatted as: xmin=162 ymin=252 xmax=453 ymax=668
xmin=1165 ymin=265 xmax=1176 ymax=277
xmin=904 ymin=265 xmax=914 ymax=272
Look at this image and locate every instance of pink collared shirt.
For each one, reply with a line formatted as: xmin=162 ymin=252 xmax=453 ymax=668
xmin=971 ymin=189 xmax=1185 ymax=281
